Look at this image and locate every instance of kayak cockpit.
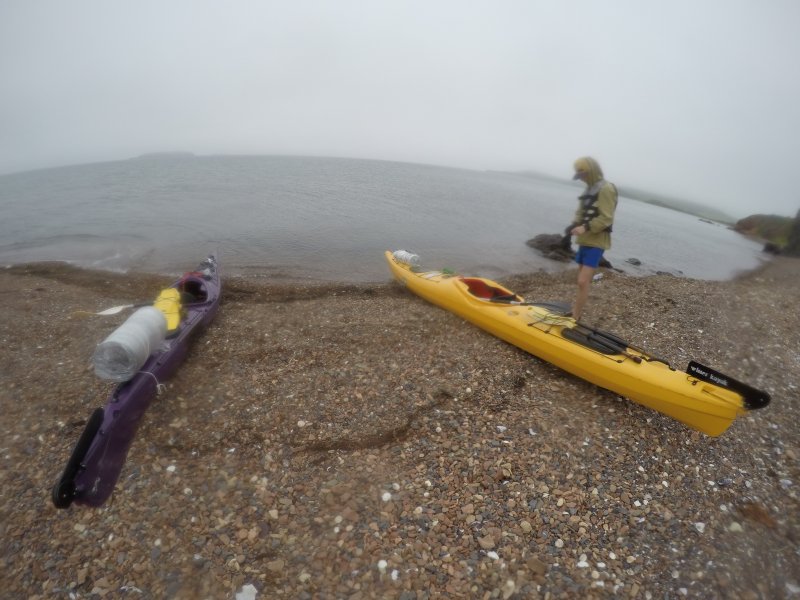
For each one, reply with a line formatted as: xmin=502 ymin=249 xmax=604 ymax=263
xmin=459 ymin=277 xmax=522 ymax=303
xmin=177 ymin=255 xmax=218 ymax=306
xmin=179 ymin=275 xmax=209 ymax=304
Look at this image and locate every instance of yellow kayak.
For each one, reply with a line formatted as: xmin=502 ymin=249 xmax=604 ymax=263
xmin=385 ymin=250 xmax=770 ymax=436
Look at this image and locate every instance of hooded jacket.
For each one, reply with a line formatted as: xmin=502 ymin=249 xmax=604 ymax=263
xmin=571 ymin=157 xmax=617 ymax=250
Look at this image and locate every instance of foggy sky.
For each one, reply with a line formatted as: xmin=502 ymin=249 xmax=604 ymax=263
xmin=2 ymin=0 xmax=799 ymax=218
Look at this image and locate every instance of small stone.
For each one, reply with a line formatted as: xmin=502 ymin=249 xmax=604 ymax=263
xmin=266 ymin=559 xmax=284 ymax=572
xmin=527 ymin=557 xmax=547 ymax=576
xmin=728 ymin=522 xmax=744 ymax=532
xmin=555 ymin=539 xmax=564 ymax=549
xmin=520 ymin=520 xmax=532 ymax=533
xmin=478 ymin=535 xmax=496 ymax=550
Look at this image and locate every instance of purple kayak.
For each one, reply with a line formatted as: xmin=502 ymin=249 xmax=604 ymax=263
xmin=52 ymin=254 xmax=221 ymax=508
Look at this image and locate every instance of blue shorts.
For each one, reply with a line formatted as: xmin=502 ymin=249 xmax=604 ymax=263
xmin=575 ymin=246 xmax=604 ymax=268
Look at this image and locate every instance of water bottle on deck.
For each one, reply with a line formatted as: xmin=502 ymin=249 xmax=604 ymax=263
xmin=393 ymin=250 xmax=421 ymax=267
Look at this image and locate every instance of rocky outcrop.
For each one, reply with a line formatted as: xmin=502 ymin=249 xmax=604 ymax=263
xmin=734 ymin=213 xmax=795 ymax=253
xmin=785 ymin=209 xmax=800 ymax=257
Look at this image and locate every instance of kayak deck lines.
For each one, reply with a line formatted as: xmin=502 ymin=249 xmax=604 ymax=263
xmin=385 ymin=249 xmax=771 ymax=437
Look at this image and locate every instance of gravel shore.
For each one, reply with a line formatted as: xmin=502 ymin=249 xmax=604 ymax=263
xmin=1 ymin=257 xmax=798 ymax=599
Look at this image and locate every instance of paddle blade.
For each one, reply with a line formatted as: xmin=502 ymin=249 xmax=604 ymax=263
xmin=95 ymin=304 xmax=135 ymax=315
xmin=70 ymin=304 xmax=135 ymax=318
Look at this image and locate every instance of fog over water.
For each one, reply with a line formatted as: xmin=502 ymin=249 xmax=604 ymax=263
xmin=0 ymin=157 xmax=765 ymax=282
xmin=2 ymin=1 xmax=799 ymax=219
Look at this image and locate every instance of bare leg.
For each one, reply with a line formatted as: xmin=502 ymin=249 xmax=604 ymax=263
xmin=573 ymin=265 xmax=595 ymax=321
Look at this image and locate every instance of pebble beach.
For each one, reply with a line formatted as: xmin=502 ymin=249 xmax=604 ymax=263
xmin=1 ymin=257 xmax=798 ymax=599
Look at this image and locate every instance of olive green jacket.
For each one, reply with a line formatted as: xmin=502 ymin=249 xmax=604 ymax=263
xmin=573 ymin=182 xmax=618 ymax=250
xmin=571 ymin=157 xmax=617 ymax=250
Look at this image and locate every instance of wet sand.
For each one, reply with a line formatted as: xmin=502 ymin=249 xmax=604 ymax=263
xmin=1 ymin=257 xmax=798 ymax=599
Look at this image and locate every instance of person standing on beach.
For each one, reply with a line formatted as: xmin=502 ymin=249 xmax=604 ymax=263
xmin=567 ymin=156 xmax=617 ymax=321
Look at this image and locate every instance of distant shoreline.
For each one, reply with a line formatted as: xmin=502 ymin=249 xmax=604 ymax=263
xmin=508 ymin=170 xmax=738 ymax=224
xmin=131 ymin=151 xmax=196 ymax=159
xmin=2 ymin=154 xmax=781 ymax=225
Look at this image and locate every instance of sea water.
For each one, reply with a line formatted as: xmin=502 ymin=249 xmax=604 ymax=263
xmin=0 ymin=155 xmax=765 ymax=281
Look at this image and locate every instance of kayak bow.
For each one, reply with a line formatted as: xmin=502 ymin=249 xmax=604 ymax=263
xmin=52 ymin=254 xmax=221 ymax=508
xmin=385 ymin=250 xmax=770 ymax=436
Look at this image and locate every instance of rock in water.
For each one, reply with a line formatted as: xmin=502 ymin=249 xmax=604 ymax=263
xmin=526 ymin=233 xmax=613 ymax=268
xmin=526 ymin=234 xmax=574 ymax=262
xmin=785 ymin=208 xmax=800 ymax=257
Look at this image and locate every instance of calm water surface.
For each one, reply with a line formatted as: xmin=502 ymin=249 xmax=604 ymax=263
xmin=0 ymin=156 xmax=765 ymax=281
